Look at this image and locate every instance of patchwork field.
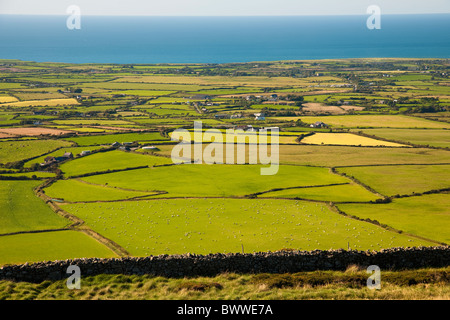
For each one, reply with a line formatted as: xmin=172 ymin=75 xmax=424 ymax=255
xmin=0 ymin=180 xmax=70 ymax=235
xmin=44 ymin=179 xmax=160 ymax=202
xmin=0 ymin=58 xmax=449 ymax=291
xmin=338 ymin=194 xmax=450 ymax=245
xmin=258 ymin=183 xmax=380 ymax=202
xmin=0 ymin=231 xmax=117 ymax=265
xmin=64 ymin=132 xmax=169 ymax=146
xmin=0 ymin=127 xmax=72 ymax=137
xmin=77 ymin=165 xmax=349 ymax=198
xmin=358 ymin=128 xmax=450 ymax=148
xmin=274 ymin=115 xmax=450 ymax=129
xmin=300 ymin=133 xmax=408 ymax=147
xmin=61 ymin=199 xmax=431 ymax=256
xmin=59 ymin=150 xmax=172 ymax=177
xmin=0 ymin=139 xmax=73 ymax=164
xmin=336 ymin=165 xmax=450 ymax=197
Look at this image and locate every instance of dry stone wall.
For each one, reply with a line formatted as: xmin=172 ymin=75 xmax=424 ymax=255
xmin=1 ymin=246 xmax=449 ymax=283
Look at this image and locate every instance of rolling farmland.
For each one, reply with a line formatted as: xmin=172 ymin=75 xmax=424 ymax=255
xmin=0 ymin=57 xmax=448 ymax=296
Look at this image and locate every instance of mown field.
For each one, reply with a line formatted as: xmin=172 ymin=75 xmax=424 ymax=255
xmin=0 ymin=139 xmax=73 ymax=164
xmin=61 ymin=199 xmax=431 ymax=256
xmin=357 ymin=128 xmax=450 ymax=148
xmin=0 ymin=231 xmax=117 ymax=266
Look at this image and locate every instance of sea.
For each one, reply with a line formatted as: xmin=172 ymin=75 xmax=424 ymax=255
xmin=0 ymin=14 xmax=448 ymax=64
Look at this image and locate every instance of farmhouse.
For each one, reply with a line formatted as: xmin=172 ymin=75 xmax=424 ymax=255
xmin=310 ymin=121 xmax=328 ymax=128
xmin=254 ymin=113 xmax=266 ymax=121
xmin=142 ymin=146 xmax=160 ymax=151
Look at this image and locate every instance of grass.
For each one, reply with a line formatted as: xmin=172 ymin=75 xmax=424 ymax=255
xmin=52 ymin=120 xmax=133 ymax=126
xmin=63 ymin=132 xmax=169 ymax=146
xmin=59 ymin=150 xmax=172 ymax=177
xmin=79 ymin=165 xmax=349 ymax=197
xmin=0 ymin=98 xmax=79 ymax=107
xmin=155 ymin=144 xmax=450 ymax=167
xmin=108 ymin=90 xmax=176 ymax=97
xmin=61 ymin=198 xmax=430 ymax=256
xmin=0 ymin=171 xmax=56 ymax=179
xmin=300 ymin=133 xmax=408 ymax=147
xmin=273 ymin=115 xmax=450 ymax=129
xmin=23 ymin=146 xmax=104 ymax=168
xmin=0 ymin=230 xmax=117 ymax=266
xmin=0 ymin=180 xmax=70 ymax=234
xmin=0 ymin=139 xmax=73 ymax=164
xmin=258 ymin=183 xmax=380 ymax=202
xmin=336 ymin=165 xmax=450 ymax=196
xmin=44 ymin=179 xmax=160 ymax=202
xmin=0 ymin=267 xmax=448 ymax=300
xmin=358 ymin=128 xmax=450 ymax=148
xmin=338 ymin=193 xmax=450 ymax=245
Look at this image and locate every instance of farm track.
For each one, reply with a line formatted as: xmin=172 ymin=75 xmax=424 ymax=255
xmin=32 ymin=180 xmax=130 ymax=257
xmin=330 ymin=203 xmax=448 ymax=247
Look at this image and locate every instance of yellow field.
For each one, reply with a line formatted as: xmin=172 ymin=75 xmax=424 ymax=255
xmin=272 ymin=115 xmax=450 ymax=129
xmin=0 ymin=96 xmax=19 ymax=103
xmin=0 ymin=98 xmax=79 ymax=107
xmin=112 ymin=75 xmax=331 ymax=88
xmin=301 ymin=133 xmax=409 ymax=147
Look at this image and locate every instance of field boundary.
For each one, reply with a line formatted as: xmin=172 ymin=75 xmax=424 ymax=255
xmin=1 ymin=246 xmax=449 ymax=283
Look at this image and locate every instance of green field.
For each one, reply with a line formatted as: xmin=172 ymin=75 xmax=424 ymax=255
xmin=336 ymin=165 xmax=450 ymax=196
xmin=63 ymin=132 xmax=169 ymax=146
xmin=0 ymin=139 xmax=73 ymax=164
xmin=338 ymin=194 xmax=450 ymax=245
xmin=23 ymin=146 xmax=104 ymax=168
xmin=0 ymin=180 xmax=70 ymax=235
xmin=0 ymin=231 xmax=117 ymax=265
xmin=61 ymin=199 xmax=431 ymax=256
xmin=59 ymin=150 xmax=172 ymax=177
xmin=358 ymin=129 xmax=450 ymax=148
xmin=79 ymin=165 xmax=349 ymax=198
xmin=273 ymin=115 xmax=450 ymax=129
xmin=44 ymin=179 xmax=160 ymax=202
xmin=155 ymin=143 xmax=450 ymax=167
xmin=0 ymin=58 xmax=449 ymax=288
xmin=258 ymin=183 xmax=380 ymax=202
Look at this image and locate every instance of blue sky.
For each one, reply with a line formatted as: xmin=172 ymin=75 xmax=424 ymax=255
xmin=1 ymin=0 xmax=449 ymax=16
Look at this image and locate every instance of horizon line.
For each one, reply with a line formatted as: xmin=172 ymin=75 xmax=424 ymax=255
xmin=1 ymin=12 xmax=449 ymax=17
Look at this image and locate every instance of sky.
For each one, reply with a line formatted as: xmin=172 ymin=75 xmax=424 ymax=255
xmin=0 ymin=0 xmax=449 ymax=16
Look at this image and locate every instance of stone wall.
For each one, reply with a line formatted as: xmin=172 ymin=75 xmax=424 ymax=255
xmin=1 ymin=246 xmax=449 ymax=283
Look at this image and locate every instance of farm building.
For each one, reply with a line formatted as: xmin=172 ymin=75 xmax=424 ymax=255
xmin=310 ymin=121 xmax=328 ymax=128
xmin=254 ymin=113 xmax=266 ymax=121
xmin=142 ymin=146 xmax=160 ymax=151
xmin=80 ymin=150 xmax=91 ymax=156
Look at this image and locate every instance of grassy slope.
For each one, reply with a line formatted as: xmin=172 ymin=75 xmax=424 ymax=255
xmin=80 ymin=165 xmax=348 ymax=197
xmin=258 ymin=183 xmax=380 ymax=202
xmin=338 ymin=194 xmax=450 ymax=245
xmin=59 ymin=150 xmax=172 ymax=177
xmin=1 ymin=267 xmax=448 ymax=300
xmin=359 ymin=128 xmax=450 ymax=148
xmin=0 ymin=139 xmax=73 ymax=164
xmin=44 ymin=179 xmax=160 ymax=202
xmin=0 ymin=180 xmax=70 ymax=234
xmin=61 ymin=199 xmax=431 ymax=256
xmin=0 ymin=231 xmax=117 ymax=266
xmin=336 ymin=165 xmax=450 ymax=196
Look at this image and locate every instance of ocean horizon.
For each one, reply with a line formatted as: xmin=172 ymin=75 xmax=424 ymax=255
xmin=0 ymin=14 xmax=448 ymax=64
